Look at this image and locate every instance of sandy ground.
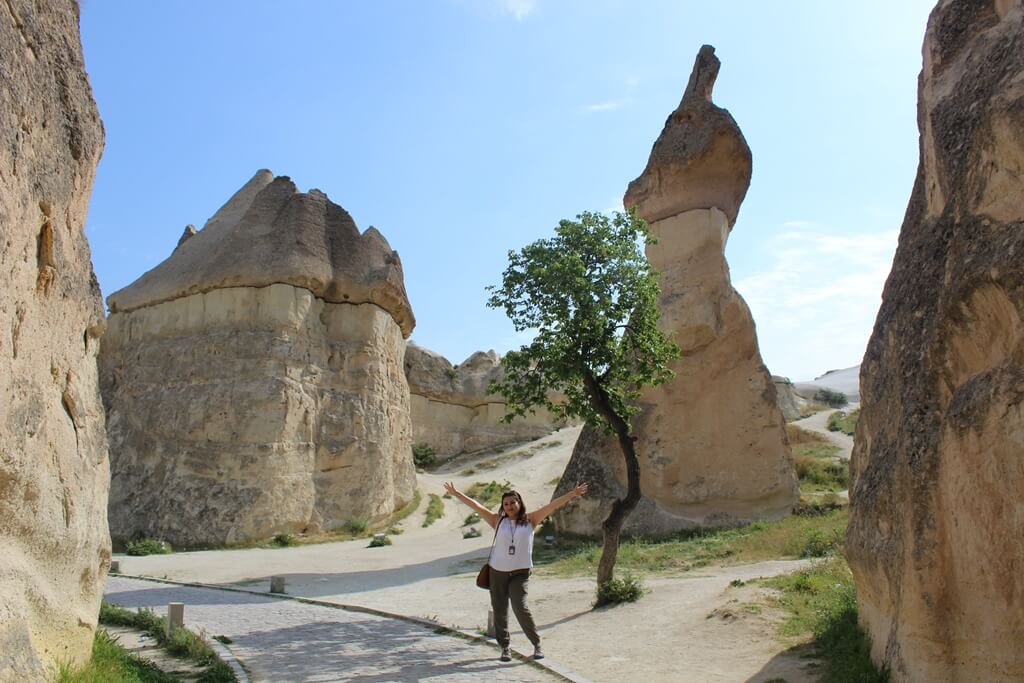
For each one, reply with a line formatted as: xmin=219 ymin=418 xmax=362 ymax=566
xmin=114 ymin=425 xmax=826 ymax=682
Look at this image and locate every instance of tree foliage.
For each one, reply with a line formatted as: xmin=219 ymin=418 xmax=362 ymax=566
xmin=486 ymin=209 xmax=680 ymax=587
xmin=486 ymin=209 xmax=678 ymax=433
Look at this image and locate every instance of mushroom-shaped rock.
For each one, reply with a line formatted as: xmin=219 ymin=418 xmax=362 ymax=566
xmin=108 ymin=170 xmax=415 ymax=336
xmin=624 ymin=45 xmax=752 ymax=227
xmin=99 ymin=173 xmax=416 ymax=547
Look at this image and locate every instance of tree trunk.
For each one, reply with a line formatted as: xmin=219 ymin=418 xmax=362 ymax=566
xmin=583 ymin=374 xmax=643 ymax=587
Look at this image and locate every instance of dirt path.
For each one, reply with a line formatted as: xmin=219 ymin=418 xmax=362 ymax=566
xmin=111 ymin=426 xmax=819 ymax=682
xmin=792 ymin=407 xmax=857 ymax=460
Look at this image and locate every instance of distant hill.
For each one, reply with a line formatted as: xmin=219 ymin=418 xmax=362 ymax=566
xmin=793 ymin=365 xmax=860 ymax=403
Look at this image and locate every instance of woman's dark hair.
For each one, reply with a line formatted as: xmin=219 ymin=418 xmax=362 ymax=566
xmin=500 ymin=490 xmax=529 ymax=525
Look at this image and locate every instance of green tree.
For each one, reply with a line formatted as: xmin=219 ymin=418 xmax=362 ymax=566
xmin=486 ymin=209 xmax=679 ymax=586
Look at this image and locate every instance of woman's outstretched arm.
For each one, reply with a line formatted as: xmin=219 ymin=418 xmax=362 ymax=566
xmin=528 ymin=483 xmax=588 ymax=528
xmin=443 ymin=482 xmax=499 ymax=528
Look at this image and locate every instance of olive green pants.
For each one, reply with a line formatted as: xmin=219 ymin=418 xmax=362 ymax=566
xmin=489 ymin=568 xmax=540 ymax=648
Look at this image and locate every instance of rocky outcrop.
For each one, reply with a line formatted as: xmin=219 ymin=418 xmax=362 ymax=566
xmin=100 ymin=172 xmax=416 ymax=547
xmin=553 ymin=46 xmax=797 ymax=536
xmin=772 ymin=376 xmax=801 ymax=421
xmin=405 ymin=342 xmax=561 ymax=455
xmin=847 ymin=3 xmax=1024 ymax=681
xmin=0 ymin=1 xmax=110 ymax=676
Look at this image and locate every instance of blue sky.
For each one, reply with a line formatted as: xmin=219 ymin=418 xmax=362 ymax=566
xmin=79 ymin=0 xmax=934 ymax=381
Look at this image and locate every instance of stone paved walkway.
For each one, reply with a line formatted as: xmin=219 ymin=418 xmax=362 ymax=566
xmin=105 ymin=577 xmax=562 ymax=682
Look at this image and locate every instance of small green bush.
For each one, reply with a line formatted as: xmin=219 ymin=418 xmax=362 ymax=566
xmin=125 ymin=538 xmax=172 ymax=556
xmin=594 ymin=575 xmax=646 ymax=607
xmin=346 ymin=515 xmax=370 ymax=535
xmin=800 ymin=528 xmax=844 ymax=558
xmin=794 ymin=493 xmax=844 ymax=517
xmin=368 ymin=534 xmax=392 ymax=548
xmin=795 ymin=457 xmax=849 ymax=490
xmin=813 ymin=388 xmax=848 ymax=408
xmin=827 ymin=408 xmax=860 ymax=436
xmin=463 ymin=512 xmax=481 ymax=526
xmin=466 ymin=480 xmax=514 ymax=508
xmin=55 ymin=627 xmax=177 ymax=683
xmin=463 ymin=526 xmax=482 ymax=539
xmin=412 ymin=443 xmax=437 ymax=468
xmin=422 ymin=493 xmax=444 ymax=527
xmin=272 ymin=533 xmax=295 ymax=547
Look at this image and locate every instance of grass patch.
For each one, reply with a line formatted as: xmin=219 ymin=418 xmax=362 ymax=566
xmin=54 ymin=628 xmax=177 ymax=683
xmin=97 ymin=602 xmax=235 ymax=681
xmin=765 ymin=557 xmax=888 ymax=682
xmin=271 ymin=533 xmax=296 ymax=547
xmin=795 ymin=454 xmax=848 ymax=494
xmin=463 ymin=512 xmax=481 ymax=526
xmin=535 ymin=509 xmax=850 ymax=576
xmin=463 ymin=526 xmax=483 ymax=539
xmin=594 ymin=575 xmax=646 ymax=607
xmin=786 ymin=424 xmax=828 ymax=444
xmin=124 ymin=538 xmax=172 ymax=556
xmin=797 ymin=401 xmax=829 ymax=418
xmin=827 ymin=409 xmax=860 ymax=436
xmin=345 ymin=515 xmax=370 ymax=535
xmin=466 ymin=480 xmax=514 ymax=508
xmin=422 ymin=493 xmax=444 ymax=527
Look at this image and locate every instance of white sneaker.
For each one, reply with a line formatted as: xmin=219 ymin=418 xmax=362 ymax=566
xmin=533 ymin=644 xmax=545 ymax=660
xmin=499 ymin=646 xmax=512 ymax=662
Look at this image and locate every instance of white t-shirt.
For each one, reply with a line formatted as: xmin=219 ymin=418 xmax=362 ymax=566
xmin=488 ymin=517 xmax=535 ymax=571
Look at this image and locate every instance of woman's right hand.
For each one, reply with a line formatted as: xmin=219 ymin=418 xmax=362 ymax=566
xmin=443 ymin=481 xmax=458 ymax=497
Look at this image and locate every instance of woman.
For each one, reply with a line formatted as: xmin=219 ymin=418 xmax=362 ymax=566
xmin=443 ymin=480 xmax=588 ymax=662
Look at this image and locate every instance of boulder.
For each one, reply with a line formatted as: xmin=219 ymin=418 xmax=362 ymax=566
xmin=0 ymin=0 xmax=110 ymax=676
xmin=847 ymin=2 xmax=1024 ymax=681
xmin=553 ymin=46 xmax=797 ymax=536
xmin=100 ymin=173 xmax=416 ymax=546
xmin=405 ymin=342 xmax=561 ymax=455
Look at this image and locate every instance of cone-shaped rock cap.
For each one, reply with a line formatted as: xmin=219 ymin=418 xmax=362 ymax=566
xmin=107 ymin=170 xmax=415 ymax=336
xmin=624 ymin=45 xmax=752 ymax=227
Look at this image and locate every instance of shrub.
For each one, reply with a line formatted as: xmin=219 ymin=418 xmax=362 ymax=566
xmin=412 ymin=443 xmax=436 ymax=468
xmin=422 ymin=493 xmax=444 ymax=527
xmin=594 ymin=575 xmax=646 ymax=607
xmin=463 ymin=512 xmax=481 ymax=526
xmin=463 ymin=526 xmax=482 ymax=539
xmin=125 ymin=538 xmax=172 ymax=556
xmin=800 ymin=528 xmax=844 ymax=558
xmin=794 ymin=493 xmax=844 ymax=516
xmin=368 ymin=534 xmax=392 ymax=548
xmin=813 ymin=388 xmax=848 ymax=408
xmin=467 ymin=480 xmax=514 ymax=508
xmin=272 ymin=533 xmax=295 ymax=547
xmin=786 ymin=423 xmax=828 ymax=444
xmin=346 ymin=515 xmax=370 ymax=535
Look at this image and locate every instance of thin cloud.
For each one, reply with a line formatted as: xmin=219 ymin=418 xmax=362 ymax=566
xmin=734 ymin=227 xmax=898 ymax=380
xmin=782 ymin=219 xmax=817 ymax=228
xmin=582 ymin=100 xmax=624 ymax=113
xmin=499 ymin=0 xmax=538 ymax=20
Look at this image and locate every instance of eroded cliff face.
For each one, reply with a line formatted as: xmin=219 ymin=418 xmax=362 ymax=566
xmin=100 ymin=174 xmax=416 ymax=546
xmin=847 ymin=2 xmax=1024 ymax=681
xmin=0 ymin=0 xmax=110 ymax=676
xmin=405 ymin=342 xmax=561 ymax=455
xmin=553 ymin=46 xmax=797 ymax=536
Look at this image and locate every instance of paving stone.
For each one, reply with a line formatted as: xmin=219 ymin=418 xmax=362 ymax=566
xmin=105 ymin=577 xmax=560 ymax=682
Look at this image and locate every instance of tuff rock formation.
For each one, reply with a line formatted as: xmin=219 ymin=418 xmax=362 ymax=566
xmin=405 ymin=342 xmax=561 ymax=455
xmin=847 ymin=2 xmax=1024 ymax=681
xmin=553 ymin=45 xmax=797 ymax=536
xmin=0 ymin=0 xmax=110 ymax=676
xmin=772 ymin=376 xmax=801 ymax=421
xmin=100 ymin=171 xmax=416 ymax=547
